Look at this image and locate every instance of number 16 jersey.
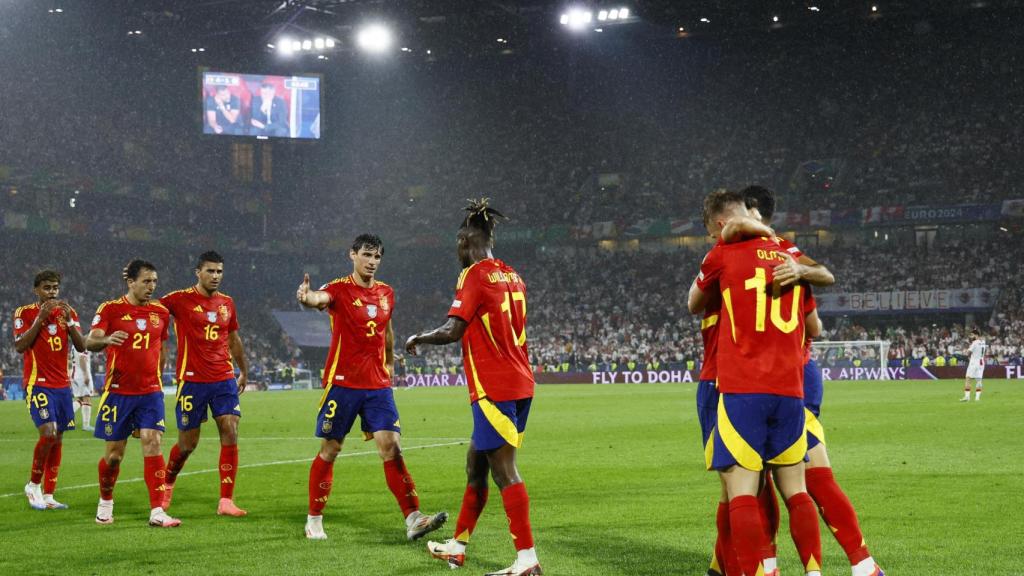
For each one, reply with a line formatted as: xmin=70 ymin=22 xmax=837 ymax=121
xmin=448 ymin=259 xmax=534 ymax=403
xmin=697 ymin=237 xmax=816 ymax=398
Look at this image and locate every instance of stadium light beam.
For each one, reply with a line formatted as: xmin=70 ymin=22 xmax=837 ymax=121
xmin=619 ymin=8 xmax=629 ymax=18
xmin=314 ymin=38 xmax=325 ymax=50
xmin=561 ymin=8 xmax=592 ymax=30
xmin=325 ymin=38 xmax=335 ymax=48
xmin=598 ymin=10 xmax=608 ymax=21
xmin=356 ymin=24 xmax=393 ymax=53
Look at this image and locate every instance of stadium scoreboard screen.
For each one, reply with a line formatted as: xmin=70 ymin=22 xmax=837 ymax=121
xmin=201 ymin=71 xmax=321 ymax=140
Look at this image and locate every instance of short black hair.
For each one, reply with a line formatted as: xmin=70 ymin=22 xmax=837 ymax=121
xmin=215 ymin=85 xmax=230 ymax=93
xmin=701 ymin=189 xmax=745 ymax=228
xmin=460 ymin=198 xmax=505 ymax=244
xmin=741 ymin=185 xmax=777 ymax=221
xmin=196 ymin=250 xmax=224 ymax=270
xmin=351 ymin=234 xmax=384 ymax=255
xmin=33 ymin=270 xmax=61 ymax=287
xmin=123 ymin=259 xmax=157 ymax=281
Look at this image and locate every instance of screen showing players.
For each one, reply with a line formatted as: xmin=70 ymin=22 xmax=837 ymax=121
xmin=201 ymin=71 xmax=321 ymax=139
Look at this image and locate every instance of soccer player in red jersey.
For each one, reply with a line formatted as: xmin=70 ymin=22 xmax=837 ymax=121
xmin=742 ymin=187 xmax=885 ymax=576
xmin=86 ymin=259 xmax=180 ymax=528
xmin=13 ymin=270 xmax=86 ymax=511
xmin=296 ymin=234 xmax=447 ymax=541
xmin=406 ymin=200 xmax=542 ymax=576
xmin=689 ymin=190 xmax=823 ymax=576
xmin=160 ymin=251 xmax=249 ymax=517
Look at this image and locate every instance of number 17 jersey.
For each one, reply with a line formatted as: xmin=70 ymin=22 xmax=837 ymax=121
xmin=448 ymin=259 xmax=534 ymax=403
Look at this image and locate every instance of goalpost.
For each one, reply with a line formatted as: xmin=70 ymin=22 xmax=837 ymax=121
xmin=811 ymin=340 xmax=892 ymax=380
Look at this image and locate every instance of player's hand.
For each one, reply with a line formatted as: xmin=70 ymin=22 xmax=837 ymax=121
xmin=773 ymin=252 xmax=805 ymax=287
xmin=59 ymin=301 xmax=75 ymax=319
xmin=40 ymin=298 xmax=60 ymax=316
xmin=107 ymin=331 xmax=129 ymax=346
xmin=405 ymin=335 xmax=420 ymax=356
xmin=214 ymin=124 xmax=223 ymax=134
xmin=296 ymin=273 xmax=311 ymax=305
xmin=236 ymin=373 xmax=248 ymax=395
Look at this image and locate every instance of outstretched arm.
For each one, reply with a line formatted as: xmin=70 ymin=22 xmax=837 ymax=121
xmin=722 ymin=216 xmax=774 ymax=243
xmin=405 ymin=317 xmax=469 ymax=356
xmin=296 ymin=274 xmax=331 ymax=310
xmin=774 ymin=253 xmax=835 ymax=287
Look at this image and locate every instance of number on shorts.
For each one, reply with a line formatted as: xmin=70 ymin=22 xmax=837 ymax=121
xmin=178 ymin=394 xmax=194 ymax=412
xmin=31 ymin=392 xmax=49 ymax=408
xmin=324 ymin=400 xmax=337 ymax=419
xmin=100 ymin=405 xmax=118 ymax=422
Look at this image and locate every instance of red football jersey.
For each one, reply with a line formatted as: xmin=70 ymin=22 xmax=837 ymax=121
xmin=776 ymin=237 xmax=804 ymax=260
xmin=698 ymin=290 xmax=722 ymax=382
xmin=13 ymin=303 xmax=79 ymax=390
xmin=320 ymin=276 xmax=393 ymax=389
xmin=697 ymin=237 xmax=816 ymax=397
xmin=91 ymin=297 xmax=170 ymax=395
xmin=161 ymin=288 xmax=239 ymax=383
xmin=447 ymin=259 xmax=535 ymax=403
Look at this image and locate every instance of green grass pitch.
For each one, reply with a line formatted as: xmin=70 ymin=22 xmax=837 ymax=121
xmin=1 ymin=380 xmax=1020 ymax=575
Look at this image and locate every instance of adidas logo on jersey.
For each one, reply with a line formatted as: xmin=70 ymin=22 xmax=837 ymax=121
xmin=353 ymin=298 xmax=363 ymax=307
xmin=193 ymin=305 xmax=203 ymax=312
xmin=121 ymin=314 xmax=133 ymax=321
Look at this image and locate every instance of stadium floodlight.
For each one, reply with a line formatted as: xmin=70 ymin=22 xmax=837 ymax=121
xmin=700 ymin=17 xmax=710 ymax=23
xmin=598 ymin=10 xmax=608 ymax=21
xmin=608 ymin=9 xmax=619 ymax=20
xmin=356 ymin=24 xmax=393 ymax=53
xmin=302 ymin=39 xmax=312 ymax=50
xmin=772 ymin=15 xmax=779 ymax=22
xmin=619 ymin=7 xmax=629 ymax=18
xmin=314 ymin=38 xmax=325 ymax=49
xmin=291 ymin=40 xmax=302 ymax=52
xmin=808 ymin=6 xmax=820 ymax=12
xmin=561 ymin=8 xmax=592 ymax=30
xmin=325 ymin=38 xmax=335 ymax=48
xmin=560 ymin=14 xmax=569 ymax=24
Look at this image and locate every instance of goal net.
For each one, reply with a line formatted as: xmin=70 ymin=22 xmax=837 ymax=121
xmin=811 ymin=340 xmax=891 ymax=380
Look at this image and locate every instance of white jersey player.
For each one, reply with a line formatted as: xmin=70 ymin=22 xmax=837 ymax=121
xmin=70 ymin=348 xmax=94 ymax=429
xmin=961 ymin=330 xmax=986 ymax=402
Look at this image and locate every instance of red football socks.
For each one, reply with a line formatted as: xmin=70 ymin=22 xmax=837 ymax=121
xmin=165 ymin=444 xmax=190 ymax=485
xmin=758 ymin=474 xmax=780 ymax=559
xmin=30 ymin=436 xmax=57 ymax=484
xmin=806 ymin=467 xmax=871 ymax=565
xmin=219 ymin=444 xmax=239 ymax=499
xmin=308 ymin=454 xmax=334 ymax=516
xmin=500 ymin=483 xmax=534 ymax=551
xmin=715 ymin=501 xmax=742 ymax=576
xmin=98 ymin=458 xmax=120 ymax=500
xmin=454 ymin=484 xmax=489 ymax=543
xmin=729 ymin=495 xmax=767 ymax=576
xmin=42 ymin=441 xmax=62 ymax=494
xmin=143 ymin=454 xmax=168 ymax=509
xmin=383 ymin=457 xmax=420 ymax=518
xmin=786 ymin=492 xmax=823 ymax=573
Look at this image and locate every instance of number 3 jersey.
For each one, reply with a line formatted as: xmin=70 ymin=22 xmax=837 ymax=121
xmin=160 ymin=288 xmax=239 ymax=383
xmin=320 ymin=275 xmax=394 ymax=390
xmin=448 ymin=258 xmax=535 ymax=403
xmin=697 ymin=237 xmax=816 ymax=398
xmin=13 ymin=303 xmax=79 ymax=389
xmin=91 ymin=297 xmax=170 ymax=395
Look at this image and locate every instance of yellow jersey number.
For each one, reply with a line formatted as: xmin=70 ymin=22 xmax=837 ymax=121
xmin=742 ymin=267 xmax=803 ymax=334
xmin=132 ymin=332 xmax=151 ymax=349
xmin=500 ymin=291 xmax=527 ymax=346
xmin=46 ymin=336 xmax=63 ymax=351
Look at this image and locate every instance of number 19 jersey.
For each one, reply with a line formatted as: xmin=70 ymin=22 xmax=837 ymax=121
xmin=697 ymin=237 xmax=816 ymax=398
xmin=447 ymin=259 xmax=534 ymax=403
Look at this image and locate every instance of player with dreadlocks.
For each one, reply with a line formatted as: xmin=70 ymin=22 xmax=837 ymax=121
xmin=407 ymin=199 xmax=542 ymax=576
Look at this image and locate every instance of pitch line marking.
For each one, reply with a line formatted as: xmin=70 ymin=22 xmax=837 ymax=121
xmin=0 ymin=440 xmax=465 ymax=498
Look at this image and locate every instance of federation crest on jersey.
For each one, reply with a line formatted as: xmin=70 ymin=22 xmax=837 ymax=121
xmin=379 ymin=295 xmax=389 ymax=311
xmin=218 ymin=304 xmax=230 ymax=322
xmin=207 ymin=311 xmax=218 ymax=323
xmin=149 ymin=313 xmax=161 ymax=328
xmin=322 ymin=420 xmax=333 ymax=433
xmin=182 ymin=414 xmax=190 ymax=426
xmin=136 ymin=318 xmax=148 ymax=331
xmin=367 ymin=304 xmax=378 ymax=319
xmin=105 ymin=423 xmax=113 ymax=436
xmin=39 ymin=408 xmax=50 ymax=419
xmin=47 ymin=324 xmax=58 ymax=335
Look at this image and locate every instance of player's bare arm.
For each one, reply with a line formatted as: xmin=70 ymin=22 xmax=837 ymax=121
xmin=721 ymin=215 xmax=774 ymax=243
xmin=405 ymin=317 xmax=469 ymax=356
xmin=228 ymin=330 xmax=249 ymax=393
xmin=773 ymin=252 xmax=836 ymax=288
xmin=85 ymin=327 xmax=128 ymax=352
xmin=385 ymin=320 xmax=395 ymax=370
xmin=805 ymin=309 xmax=822 ymax=339
xmin=687 ymin=278 xmax=708 ymax=315
xmin=296 ymin=273 xmax=330 ymax=310
xmin=13 ymin=298 xmax=60 ymax=353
